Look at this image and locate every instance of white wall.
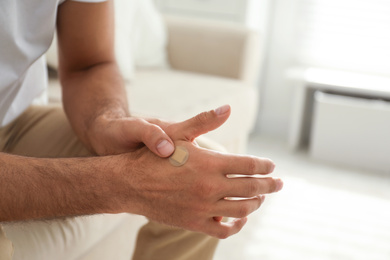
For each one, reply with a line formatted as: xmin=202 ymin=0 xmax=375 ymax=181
xmin=254 ymin=0 xmax=299 ymax=140
xmin=154 ymin=0 xmax=297 ymax=140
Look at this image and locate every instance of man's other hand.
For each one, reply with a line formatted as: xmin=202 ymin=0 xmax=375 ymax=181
xmin=107 ymin=105 xmax=283 ymax=239
xmin=89 ymin=105 xmax=232 ymax=157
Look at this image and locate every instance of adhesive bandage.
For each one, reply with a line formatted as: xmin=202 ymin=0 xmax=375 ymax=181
xmin=169 ymin=146 xmax=189 ymax=167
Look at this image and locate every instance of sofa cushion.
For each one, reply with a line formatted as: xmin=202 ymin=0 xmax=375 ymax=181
xmin=128 ymin=69 xmax=258 ymax=151
xmin=3 ymin=213 xmax=144 ymax=260
xmin=48 ymin=69 xmax=257 ymax=152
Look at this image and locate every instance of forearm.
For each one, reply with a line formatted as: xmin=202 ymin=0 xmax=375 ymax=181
xmin=0 ymin=152 xmax=119 ymax=222
xmin=60 ymin=62 xmax=129 ymax=152
xmin=55 ymin=1 xmax=176 ymax=157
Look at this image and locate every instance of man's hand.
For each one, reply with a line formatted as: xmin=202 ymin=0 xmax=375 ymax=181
xmin=109 ymin=105 xmax=283 ymax=239
xmin=112 ymin=138 xmax=281 ymax=239
xmin=87 ymin=115 xmax=176 ymax=157
xmin=56 ymin=1 xmax=229 ymax=159
xmin=88 ymin=104 xmax=232 ymax=157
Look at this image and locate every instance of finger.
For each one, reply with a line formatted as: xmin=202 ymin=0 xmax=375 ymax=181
xmin=170 ymin=105 xmax=231 ymax=142
xmin=207 ymin=217 xmax=248 ymax=239
xmin=142 ymin=123 xmax=175 ymax=157
xmin=224 ymin=177 xmax=283 ymax=198
xmin=124 ymin=119 xmax=175 ymax=157
xmin=217 ymin=154 xmax=276 ymax=175
xmin=144 ymin=118 xmax=173 ymax=130
xmin=213 ymin=216 xmax=223 ymax=222
xmin=213 ymin=196 xmax=265 ymax=219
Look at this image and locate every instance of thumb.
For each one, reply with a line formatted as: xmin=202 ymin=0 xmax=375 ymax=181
xmin=124 ymin=119 xmax=175 ymax=158
xmin=173 ymin=105 xmax=231 ymax=142
xmin=142 ymin=123 xmax=175 ymax=157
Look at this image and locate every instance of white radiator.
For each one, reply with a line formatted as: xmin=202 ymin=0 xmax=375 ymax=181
xmin=310 ymin=91 xmax=390 ymax=173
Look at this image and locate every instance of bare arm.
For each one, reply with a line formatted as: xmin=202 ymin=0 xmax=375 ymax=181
xmin=0 ymin=0 xmax=165 ymax=223
xmin=57 ymin=0 xmax=174 ymax=157
xmin=0 ymin=152 xmax=119 ymax=222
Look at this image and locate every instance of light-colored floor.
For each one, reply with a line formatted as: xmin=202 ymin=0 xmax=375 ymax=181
xmin=214 ymin=133 xmax=390 ymax=260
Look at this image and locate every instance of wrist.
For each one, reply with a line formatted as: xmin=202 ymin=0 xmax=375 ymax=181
xmin=85 ymin=112 xmax=127 ymax=155
xmin=103 ymin=152 xmax=147 ymax=215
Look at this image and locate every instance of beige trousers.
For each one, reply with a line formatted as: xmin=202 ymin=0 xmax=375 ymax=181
xmin=0 ymin=106 xmax=218 ymax=260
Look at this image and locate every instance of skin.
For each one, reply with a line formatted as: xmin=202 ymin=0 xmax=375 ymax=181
xmin=0 ymin=0 xmax=283 ymax=239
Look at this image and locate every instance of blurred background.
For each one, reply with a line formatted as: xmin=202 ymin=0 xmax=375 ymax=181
xmin=152 ymin=0 xmax=390 ymax=259
xmin=44 ymin=0 xmax=390 ymax=259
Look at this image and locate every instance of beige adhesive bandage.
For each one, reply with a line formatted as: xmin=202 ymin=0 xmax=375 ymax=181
xmin=169 ymin=146 xmax=189 ymax=167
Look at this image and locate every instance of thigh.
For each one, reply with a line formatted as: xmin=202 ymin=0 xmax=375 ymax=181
xmin=0 ymin=105 xmax=90 ymax=158
xmin=132 ymin=221 xmax=219 ymax=260
xmin=0 ymin=105 xmax=98 ymax=259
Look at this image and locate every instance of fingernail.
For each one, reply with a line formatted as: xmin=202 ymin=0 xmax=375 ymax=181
xmin=275 ymin=178 xmax=284 ymax=192
xmin=157 ymin=140 xmax=175 ymax=157
xmin=214 ymin=105 xmax=230 ymax=115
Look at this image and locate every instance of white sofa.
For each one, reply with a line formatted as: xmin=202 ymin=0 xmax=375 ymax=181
xmin=46 ymin=15 xmax=261 ymax=259
xmin=48 ymin=15 xmax=261 ymax=154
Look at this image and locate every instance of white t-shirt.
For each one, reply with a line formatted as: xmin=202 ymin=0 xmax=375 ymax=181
xmin=0 ymin=0 xmax=106 ymax=127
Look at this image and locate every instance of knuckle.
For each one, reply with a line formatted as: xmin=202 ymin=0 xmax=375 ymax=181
xmin=194 ymin=180 xmax=214 ymax=199
xmin=195 ymin=111 xmax=211 ymax=125
xmin=247 ymin=180 xmax=259 ymax=196
xmin=149 ymin=118 xmax=162 ymax=125
xmin=210 ymin=155 xmax=224 ymax=171
xmin=187 ymin=220 xmax=202 ymax=232
xmin=198 ymin=155 xmax=214 ymax=171
xmin=217 ymin=230 xmax=230 ymax=239
xmin=247 ymin=157 xmax=257 ymax=174
xmin=142 ymin=124 xmax=162 ymax=140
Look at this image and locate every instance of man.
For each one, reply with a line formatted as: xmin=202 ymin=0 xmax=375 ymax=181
xmin=0 ymin=0 xmax=283 ymax=259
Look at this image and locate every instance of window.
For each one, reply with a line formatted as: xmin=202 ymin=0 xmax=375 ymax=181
xmin=293 ymin=0 xmax=390 ymax=77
